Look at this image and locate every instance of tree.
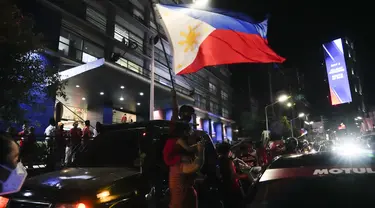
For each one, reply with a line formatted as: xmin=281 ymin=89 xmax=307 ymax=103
xmin=0 ymin=0 xmax=65 ymax=123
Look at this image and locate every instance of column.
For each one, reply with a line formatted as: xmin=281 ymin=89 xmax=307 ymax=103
xmin=202 ymin=119 xmax=211 ymax=136
xmin=214 ymin=122 xmax=224 ymax=143
xmin=87 ymin=105 xmax=113 ymax=125
xmin=226 ymin=125 xmax=233 ymax=142
xmin=102 ymin=106 xmax=113 ymax=124
xmin=165 ymin=108 xmax=173 ymax=121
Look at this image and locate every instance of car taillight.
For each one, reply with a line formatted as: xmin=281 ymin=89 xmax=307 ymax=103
xmin=0 ymin=196 xmax=9 ymax=208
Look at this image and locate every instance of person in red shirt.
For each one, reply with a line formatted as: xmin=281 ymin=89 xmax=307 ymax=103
xmin=66 ymin=121 xmax=82 ymax=165
xmin=82 ymin=120 xmax=92 ymax=144
xmin=121 ymin=114 xmax=127 ymax=123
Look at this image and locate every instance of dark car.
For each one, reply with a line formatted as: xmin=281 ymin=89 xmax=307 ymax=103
xmin=1 ymin=120 xmax=220 ymax=208
xmin=248 ymin=150 xmax=375 ymax=207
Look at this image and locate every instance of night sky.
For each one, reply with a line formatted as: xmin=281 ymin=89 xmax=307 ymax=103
xmin=212 ymin=0 xmax=375 ymax=115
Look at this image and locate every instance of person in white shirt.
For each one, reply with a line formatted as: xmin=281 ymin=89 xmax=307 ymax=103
xmin=44 ymin=118 xmax=56 ymax=152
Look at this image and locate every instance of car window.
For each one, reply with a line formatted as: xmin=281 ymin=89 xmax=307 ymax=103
xmin=76 ymin=129 xmax=142 ymax=169
xmin=250 ymin=175 xmax=375 ymax=207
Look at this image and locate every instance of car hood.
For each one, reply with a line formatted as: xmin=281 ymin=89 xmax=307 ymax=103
xmin=24 ymin=167 xmax=139 ymax=190
xmin=9 ymin=168 xmax=140 ymax=202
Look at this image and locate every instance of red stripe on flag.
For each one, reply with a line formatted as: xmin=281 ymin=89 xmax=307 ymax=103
xmin=177 ymin=29 xmax=285 ymax=75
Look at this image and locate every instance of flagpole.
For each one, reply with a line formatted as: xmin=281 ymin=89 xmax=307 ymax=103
xmin=150 ymin=0 xmax=175 ymax=90
xmin=150 ymin=38 xmax=155 ymax=120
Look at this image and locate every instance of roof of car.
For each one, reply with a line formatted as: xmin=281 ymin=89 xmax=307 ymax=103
xmin=268 ymin=151 xmax=375 ymax=169
xmin=101 ymin=120 xmax=190 ymax=132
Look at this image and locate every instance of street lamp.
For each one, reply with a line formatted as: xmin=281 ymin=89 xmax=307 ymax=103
xmin=278 ymin=94 xmax=289 ymax=102
xmin=265 ymin=94 xmax=290 ymax=136
xmin=290 ymin=112 xmax=305 ymax=137
xmin=287 ymin=102 xmax=293 ymax=107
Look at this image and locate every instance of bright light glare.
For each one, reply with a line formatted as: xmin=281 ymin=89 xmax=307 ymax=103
xmin=333 ymin=143 xmax=371 ymax=156
xmin=357 ymin=116 xmax=362 ymax=120
xmin=298 ymin=113 xmax=305 ymax=118
xmin=287 ymin=102 xmax=292 ymax=107
xmin=309 ymin=121 xmax=314 ymax=125
xmin=193 ymin=0 xmax=209 ymax=7
xmin=277 ymin=95 xmax=289 ymax=102
xmin=97 ymin=191 xmax=110 ymax=199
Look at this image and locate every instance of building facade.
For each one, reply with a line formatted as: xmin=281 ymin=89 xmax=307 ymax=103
xmin=19 ymin=0 xmax=234 ymax=142
xmin=321 ymin=37 xmax=366 ymax=132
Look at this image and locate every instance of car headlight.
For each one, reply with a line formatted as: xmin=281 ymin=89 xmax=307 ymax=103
xmin=333 ymin=143 xmax=372 ymax=156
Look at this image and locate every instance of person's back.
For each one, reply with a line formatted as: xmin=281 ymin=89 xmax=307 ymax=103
xmin=217 ymin=143 xmax=245 ymax=208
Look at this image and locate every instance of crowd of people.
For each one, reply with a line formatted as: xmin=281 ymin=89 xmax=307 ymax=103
xmin=3 ymin=118 xmax=102 ymax=167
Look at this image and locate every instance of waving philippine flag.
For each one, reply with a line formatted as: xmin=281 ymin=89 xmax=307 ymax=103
xmin=156 ymin=4 xmax=286 ymax=75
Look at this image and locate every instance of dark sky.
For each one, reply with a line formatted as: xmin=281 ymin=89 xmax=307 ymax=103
xmin=212 ymin=0 xmax=375 ymax=115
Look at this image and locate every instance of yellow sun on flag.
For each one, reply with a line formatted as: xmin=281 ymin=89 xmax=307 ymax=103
xmin=178 ymin=26 xmax=200 ymax=52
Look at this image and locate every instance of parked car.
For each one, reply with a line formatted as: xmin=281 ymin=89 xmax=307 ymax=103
xmin=1 ymin=120 xmax=221 ymax=208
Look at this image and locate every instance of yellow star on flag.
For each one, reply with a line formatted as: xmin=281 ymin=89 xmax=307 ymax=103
xmin=178 ymin=26 xmax=200 ymax=52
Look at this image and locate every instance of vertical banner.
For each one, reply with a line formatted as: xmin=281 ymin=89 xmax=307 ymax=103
xmin=322 ymin=38 xmax=352 ymax=105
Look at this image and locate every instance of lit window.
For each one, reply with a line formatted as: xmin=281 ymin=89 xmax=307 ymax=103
xmin=114 ymin=24 xmax=129 ymax=44
xmin=348 ymin=52 xmax=351 ymax=57
xmin=221 ymin=90 xmax=228 ymax=101
xmin=209 ymin=83 xmax=217 ymax=94
xmin=210 ymin=102 xmax=218 ymax=114
xmin=222 ymin=108 xmax=229 ymax=118
xmin=58 ymin=36 xmax=69 ymax=56
xmin=352 ymin=69 xmax=354 ymax=75
xmin=116 ymin=58 xmax=143 ymax=74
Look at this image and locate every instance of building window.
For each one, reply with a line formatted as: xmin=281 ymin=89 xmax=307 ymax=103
xmin=133 ymin=8 xmax=144 ymax=22
xmin=221 ymin=90 xmax=228 ymax=101
xmin=114 ymin=24 xmax=143 ymax=54
xmin=86 ymin=7 xmax=106 ymax=32
xmin=195 ymin=94 xmax=206 ymax=109
xmin=82 ymin=41 xmax=104 ymax=63
xmin=222 ymin=108 xmax=229 ymax=118
xmin=114 ymin=24 xmax=129 ymax=44
xmin=58 ymin=28 xmax=103 ymax=63
xmin=58 ymin=36 xmax=70 ymax=56
xmin=209 ymin=83 xmax=217 ymax=94
xmin=210 ymin=101 xmax=218 ymax=114
xmin=116 ymin=58 xmax=143 ymax=74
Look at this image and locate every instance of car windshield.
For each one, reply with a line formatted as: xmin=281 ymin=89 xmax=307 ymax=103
xmin=75 ymin=129 xmax=144 ymax=169
xmin=250 ymin=175 xmax=375 ymax=207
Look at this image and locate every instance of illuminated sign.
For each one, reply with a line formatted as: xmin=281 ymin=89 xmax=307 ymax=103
xmin=322 ymin=38 xmax=352 ymax=105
